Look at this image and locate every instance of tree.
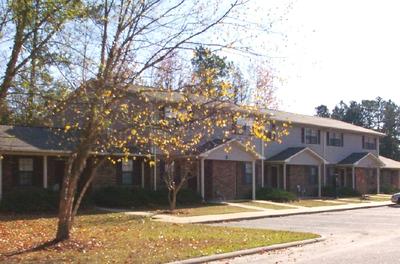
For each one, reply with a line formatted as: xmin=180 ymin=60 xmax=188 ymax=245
xmin=46 ymin=0 xmax=265 ymax=241
xmin=315 ymin=105 xmax=330 ymax=118
xmin=0 ymin=0 xmax=83 ymax=123
xmin=331 ymin=100 xmax=348 ymax=120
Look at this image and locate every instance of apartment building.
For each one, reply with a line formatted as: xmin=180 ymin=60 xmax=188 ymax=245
xmin=1 ymin=108 xmax=400 ymax=201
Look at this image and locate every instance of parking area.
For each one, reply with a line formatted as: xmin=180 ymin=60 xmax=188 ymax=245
xmin=211 ymin=205 xmax=400 ymax=264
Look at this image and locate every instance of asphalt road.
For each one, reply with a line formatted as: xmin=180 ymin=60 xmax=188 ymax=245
xmin=211 ymin=205 xmax=400 ymax=264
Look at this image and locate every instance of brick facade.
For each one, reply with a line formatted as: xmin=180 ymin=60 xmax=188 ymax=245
xmin=355 ymin=168 xmax=377 ymax=194
xmin=380 ymin=169 xmax=400 ymax=191
xmin=286 ymin=165 xmax=318 ymax=197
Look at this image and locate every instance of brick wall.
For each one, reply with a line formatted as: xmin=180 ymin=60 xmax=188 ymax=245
xmin=92 ymin=160 xmax=117 ymax=188
xmin=355 ymin=168 xmax=377 ymax=194
xmin=380 ymin=169 xmax=400 ymax=191
xmin=210 ymin=160 xmax=237 ymax=200
xmin=287 ymin=165 xmax=318 ymax=197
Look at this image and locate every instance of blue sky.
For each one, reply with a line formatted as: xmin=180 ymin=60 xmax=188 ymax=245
xmin=252 ymin=0 xmax=400 ymax=115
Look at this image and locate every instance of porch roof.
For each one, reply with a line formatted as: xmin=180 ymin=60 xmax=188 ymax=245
xmin=266 ymin=147 xmax=327 ymax=164
xmin=0 ymin=125 xmax=73 ymax=154
xmin=0 ymin=125 xmax=145 ymax=156
xmin=337 ymin=152 xmax=384 ymax=167
xmin=379 ymin=156 xmax=400 ymax=169
xmin=198 ymin=138 xmax=263 ymax=160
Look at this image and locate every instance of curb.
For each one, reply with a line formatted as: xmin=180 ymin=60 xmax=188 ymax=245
xmin=167 ymin=236 xmax=326 ymax=264
xmin=172 ymin=203 xmax=392 ymax=224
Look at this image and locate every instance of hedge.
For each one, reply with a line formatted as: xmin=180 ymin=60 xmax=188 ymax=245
xmin=256 ymin=187 xmax=297 ymax=202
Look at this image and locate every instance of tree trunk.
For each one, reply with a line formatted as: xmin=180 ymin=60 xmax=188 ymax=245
xmin=55 ymin=150 xmax=91 ymax=241
xmin=169 ymin=189 xmax=177 ymax=211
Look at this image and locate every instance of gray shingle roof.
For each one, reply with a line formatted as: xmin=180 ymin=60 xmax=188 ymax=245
xmin=337 ymin=152 xmax=369 ymax=165
xmin=266 ymin=147 xmax=306 ymax=162
xmin=379 ymin=156 xmax=400 ymax=169
xmin=263 ymin=109 xmax=385 ymax=137
xmin=128 ymin=85 xmax=384 ymax=137
xmin=0 ymin=125 xmax=74 ymax=153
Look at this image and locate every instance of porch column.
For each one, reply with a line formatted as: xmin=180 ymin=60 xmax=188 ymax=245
xmin=0 ymin=155 xmax=2 ymax=200
xmin=377 ymin=168 xmax=380 ymax=194
xmin=252 ymin=160 xmax=256 ymax=200
xmin=261 ymin=160 xmax=265 ymax=188
xmin=283 ymin=163 xmax=287 ymax=190
xmin=200 ymin=158 xmax=205 ymax=200
xmin=352 ymin=166 xmax=356 ymax=190
xmin=197 ymin=160 xmax=200 ymax=193
xmin=261 ymin=139 xmax=265 ymax=188
xmin=323 ymin=164 xmax=326 ymax=186
xmin=43 ymin=156 xmax=48 ymax=189
xmin=141 ymin=161 xmax=145 ymax=189
xmin=153 ymin=158 xmax=157 ymax=191
xmin=318 ymin=164 xmax=322 ymax=197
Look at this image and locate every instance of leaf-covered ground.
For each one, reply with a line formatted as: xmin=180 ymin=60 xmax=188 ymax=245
xmin=0 ymin=211 xmax=318 ymax=263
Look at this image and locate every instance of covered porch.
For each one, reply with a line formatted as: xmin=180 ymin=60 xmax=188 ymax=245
xmin=265 ymin=147 xmax=327 ymax=197
xmin=336 ymin=152 xmax=385 ymax=194
xmin=197 ymin=139 xmax=263 ymax=201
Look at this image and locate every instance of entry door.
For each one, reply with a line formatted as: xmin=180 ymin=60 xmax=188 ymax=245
xmin=271 ymin=166 xmax=278 ymax=188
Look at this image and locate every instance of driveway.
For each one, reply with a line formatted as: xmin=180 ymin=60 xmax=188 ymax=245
xmin=211 ymin=205 xmax=400 ymax=264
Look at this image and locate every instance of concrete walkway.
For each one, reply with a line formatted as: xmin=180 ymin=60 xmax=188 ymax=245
xmin=150 ymin=201 xmax=392 ymax=224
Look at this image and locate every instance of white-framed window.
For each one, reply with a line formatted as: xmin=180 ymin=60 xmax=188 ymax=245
xmin=327 ymin=131 xmax=343 ymax=147
xmin=304 ymin=128 xmax=319 ymax=144
xmin=234 ymin=118 xmax=253 ymax=135
xmin=122 ymin=160 xmax=133 ymax=185
xmin=363 ymin=136 xmax=376 ymax=150
xmin=243 ymin=162 xmax=253 ymax=184
xmin=19 ymin=158 xmax=34 ymax=186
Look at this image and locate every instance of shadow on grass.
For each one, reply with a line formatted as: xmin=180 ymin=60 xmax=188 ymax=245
xmin=0 ymin=209 xmax=111 ymax=222
xmin=1 ymin=239 xmax=59 ymax=258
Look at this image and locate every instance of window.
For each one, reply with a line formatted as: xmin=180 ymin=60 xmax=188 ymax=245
xmin=327 ymin=131 xmax=343 ymax=147
xmin=243 ymin=162 xmax=253 ymax=184
xmin=362 ymin=136 xmax=377 ymax=150
xmin=303 ymin=128 xmax=320 ymax=144
xmin=308 ymin=166 xmax=318 ymax=185
xmin=19 ymin=158 xmax=34 ymax=186
xmin=122 ymin=160 xmax=133 ymax=185
xmin=233 ymin=118 xmax=253 ymax=135
xmin=267 ymin=123 xmax=277 ymax=140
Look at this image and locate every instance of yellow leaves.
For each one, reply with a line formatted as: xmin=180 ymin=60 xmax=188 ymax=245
xmin=149 ymin=160 xmax=156 ymax=167
xmin=102 ymin=90 xmax=112 ymax=98
xmin=131 ymin=129 xmax=137 ymax=136
xmin=64 ymin=124 xmax=71 ymax=132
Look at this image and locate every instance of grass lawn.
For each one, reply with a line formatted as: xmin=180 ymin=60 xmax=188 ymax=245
xmin=0 ymin=212 xmax=318 ymax=264
xmin=170 ymin=204 xmax=259 ymax=217
xmin=237 ymin=201 xmax=297 ymax=210
xmin=366 ymin=195 xmax=391 ymax=202
xmin=288 ymin=199 xmax=347 ymax=207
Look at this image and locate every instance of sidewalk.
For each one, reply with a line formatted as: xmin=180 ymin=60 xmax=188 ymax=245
xmin=146 ymin=200 xmax=392 ymax=224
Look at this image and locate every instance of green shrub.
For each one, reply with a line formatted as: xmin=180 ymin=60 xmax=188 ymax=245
xmin=322 ymin=186 xmax=360 ymax=197
xmin=0 ymin=187 xmax=59 ymax=213
xmin=256 ymin=187 xmax=297 ymax=202
xmin=380 ymin=185 xmax=400 ymax=194
xmin=93 ymin=186 xmax=137 ymax=208
xmin=176 ymin=188 xmax=202 ymax=204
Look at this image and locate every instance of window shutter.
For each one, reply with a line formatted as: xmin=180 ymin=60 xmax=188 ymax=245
xmin=301 ymin=128 xmax=305 ymax=143
xmin=317 ymin=130 xmax=321 ymax=144
xmin=362 ymin=136 xmax=365 ymax=149
xmin=326 ymin=132 xmax=330 ymax=146
xmin=341 ymin=133 xmax=344 ymax=147
xmin=374 ymin=138 xmax=377 ymax=150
